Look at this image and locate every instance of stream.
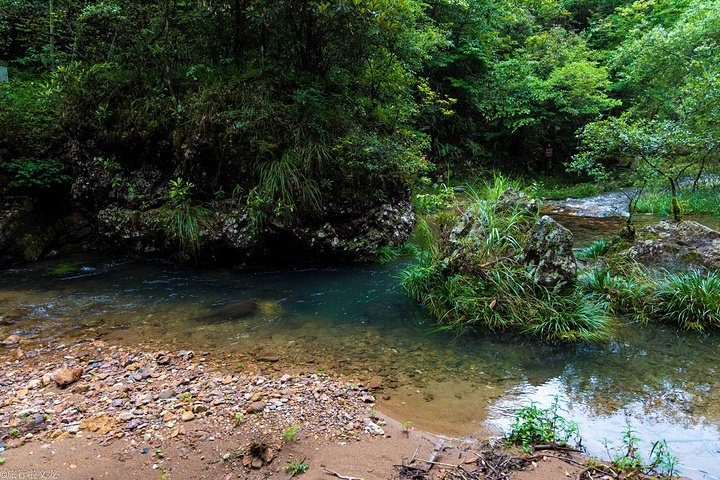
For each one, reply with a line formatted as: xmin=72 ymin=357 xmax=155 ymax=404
xmin=1 ymin=193 xmax=720 ymax=478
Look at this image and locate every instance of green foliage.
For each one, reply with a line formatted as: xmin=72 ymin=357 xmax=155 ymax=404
xmin=652 ymin=271 xmax=720 ymax=331
xmin=285 ymin=462 xmax=308 ymax=475
xmin=505 ymin=396 xmax=580 ymax=450
xmin=401 ymin=176 xmax=614 ymax=342
xmin=635 ymin=184 xmax=720 ymax=216
xmin=580 ymin=265 xmax=720 ymax=331
xmin=3 ymin=157 xmax=70 ymax=190
xmin=603 ymin=424 xmax=681 ymax=477
xmin=158 ymin=178 xmax=213 ymax=258
xmin=281 ymin=424 xmax=300 ymax=442
xmin=0 ymin=74 xmax=62 ymax=157
xmin=576 ymin=239 xmax=611 ymax=259
xmin=375 ymin=244 xmax=419 ymax=264
xmin=413 ymin=184 xmax=456 ymax=214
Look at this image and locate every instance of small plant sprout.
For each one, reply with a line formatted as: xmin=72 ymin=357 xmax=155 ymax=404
xmin=235 ymin=413 xmax=245 ymax=426
xmin=400 ymin=421 xmax=412 ymax=435
xmin=9 ymin=428 xmax=20 ymax=438
xmin=281 ymin=424 xmax=300 ymax=441
xmin=602 ymin=424 xmax=681 ymax=477
xmin=285 ymin=461 xmax=309 ymax=475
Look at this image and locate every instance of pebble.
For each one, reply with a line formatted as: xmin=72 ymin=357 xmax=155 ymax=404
xmin=0 ymin=339 xmax=378 ymax=457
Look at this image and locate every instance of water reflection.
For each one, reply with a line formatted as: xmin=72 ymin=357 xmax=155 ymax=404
xmin=0 ymin=254 xmax=719 ymax=478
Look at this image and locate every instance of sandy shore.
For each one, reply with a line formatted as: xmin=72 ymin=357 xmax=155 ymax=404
xmin=0 ymin=336 xmax=590 ymax=480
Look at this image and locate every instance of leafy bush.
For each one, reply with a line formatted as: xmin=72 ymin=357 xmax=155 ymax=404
xmin=413 ymin=184 xmax=456 ymax=214
xmin=3 ymin=157 xmax=70 ymax=190
xmin=505 ymin=396 xmax=580 ymax=450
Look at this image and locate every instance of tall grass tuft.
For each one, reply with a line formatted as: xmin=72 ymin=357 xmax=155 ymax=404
xmin=652 ymin=271 xmax=720 ymax=331
xmin=635 ymin=185 xmax=720 ymax=216
xmin=576 ymin=239 xmax=611 ymax=259
xmin=579 ymin=265 xmax=720 ymax=330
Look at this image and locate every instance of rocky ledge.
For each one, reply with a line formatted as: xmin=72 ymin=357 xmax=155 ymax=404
xmin=620 ymin=220 xmax=720 ymax=272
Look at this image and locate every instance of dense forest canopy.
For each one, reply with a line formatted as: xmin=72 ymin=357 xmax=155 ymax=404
xmin=1 ymin=0 xmax=718 ymax=220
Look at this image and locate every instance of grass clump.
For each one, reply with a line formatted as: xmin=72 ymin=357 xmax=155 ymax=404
xmin=652 ymin=270 xmax=720 ymax=331
xmin=576 ymin=239 xmax=611 ymax=260
xmin=579 ymin=264 xmax=720 ymax=331
xmin=401 ymin=175 xmax=615 ymax=342
xmin=635 ymin=184 xmax=720 ymax=216
xmin=375 ymin=244 xmax=420 ymax=263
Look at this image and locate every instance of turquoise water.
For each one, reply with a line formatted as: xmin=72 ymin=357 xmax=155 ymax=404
xmin=1 ymin=254 xmax=719 ymax=479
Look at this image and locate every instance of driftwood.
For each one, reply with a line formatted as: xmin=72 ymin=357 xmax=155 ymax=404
xmin=322 ymin=467 xmax=366 ymax=480
xmin=424 ymin=440 xmax=445 ymax=472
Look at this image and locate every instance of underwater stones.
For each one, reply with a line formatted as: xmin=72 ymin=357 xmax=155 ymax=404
xmin=525 ymin=215 xmax=577 ymax=290
xmin=621 ymin=220 xmax=720 ymax=272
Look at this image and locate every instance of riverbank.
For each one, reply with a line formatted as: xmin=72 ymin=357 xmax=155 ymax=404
xmin=0 ymin=336 xmax=589 ymax=479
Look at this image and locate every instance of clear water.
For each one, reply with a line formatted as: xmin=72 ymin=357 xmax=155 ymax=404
xmin=1 ymin=254 xmax=719 ymax=479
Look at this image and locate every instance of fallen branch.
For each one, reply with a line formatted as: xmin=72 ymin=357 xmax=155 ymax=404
xmin=322 ymin=467 xmax=365 ymax=480
xmin=533 ymin=444 xmax=582 ymax=453
xmin=424 ymin=440 xmax=445 ymax=472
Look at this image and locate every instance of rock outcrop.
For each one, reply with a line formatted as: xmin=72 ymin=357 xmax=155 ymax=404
xmin=525 ymin=215 xmax=577 ymax=290
xmin=0 ymin=197 xmax=93 ymax=267
xmin=620 ymin=220 xmax=720 ymax=272
xmin=93 ymin=197 xmax=414 ymax=265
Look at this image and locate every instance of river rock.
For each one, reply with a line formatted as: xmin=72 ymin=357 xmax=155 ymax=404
xmin=620 ymin=220 xmax=720 ymax=272
xmin=80 ymin=415 xmax=116 ymax=435
xmin=2 ymin=334 xmax=21 ymax=346
xmin=247 ymin=402 xmax=266 ymax=413
xmin=54 ymin=365 xmax=84 ymax=387
xmin=525 ymin=215 xmax=577 ymax=290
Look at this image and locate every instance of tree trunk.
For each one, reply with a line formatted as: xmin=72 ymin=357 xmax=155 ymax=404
xmin=669 ymin=177 xmax=681 ymax=221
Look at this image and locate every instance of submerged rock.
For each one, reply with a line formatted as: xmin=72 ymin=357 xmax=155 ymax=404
xmin=525 ymin=215 xmax=577 ymax=290
xmin=621 ymin=220 xmax=720 ymax=272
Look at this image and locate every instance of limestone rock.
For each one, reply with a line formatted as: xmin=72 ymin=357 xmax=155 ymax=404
xmin=620 ymin=220 xmax=720 ymax=272
xmin=525 ymin=215 xmax=577 ymax=290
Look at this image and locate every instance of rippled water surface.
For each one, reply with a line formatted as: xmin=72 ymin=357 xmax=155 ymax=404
xmin=1 ymin=254 xmax=719 ymax=478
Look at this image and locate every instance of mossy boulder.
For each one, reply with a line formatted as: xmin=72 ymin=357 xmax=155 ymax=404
xmin=620 ymin=220 xmax=720 ymax=272
xmin=525 ymin=215 xmax=577 ymax=290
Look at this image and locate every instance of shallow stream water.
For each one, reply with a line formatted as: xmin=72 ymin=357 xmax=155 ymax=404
xmin=1 ymin=251 xmax=719 ymax=479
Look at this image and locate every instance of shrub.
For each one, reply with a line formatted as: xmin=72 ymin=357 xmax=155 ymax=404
xmin=505 ymin=396 xmax=580 ymax=450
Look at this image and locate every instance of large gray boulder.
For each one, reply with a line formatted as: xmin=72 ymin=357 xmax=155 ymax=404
xmin=525 ymin=215 xmax=577 ymax=290
xmin=621 ymin=220 xmax=720 ymax=272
